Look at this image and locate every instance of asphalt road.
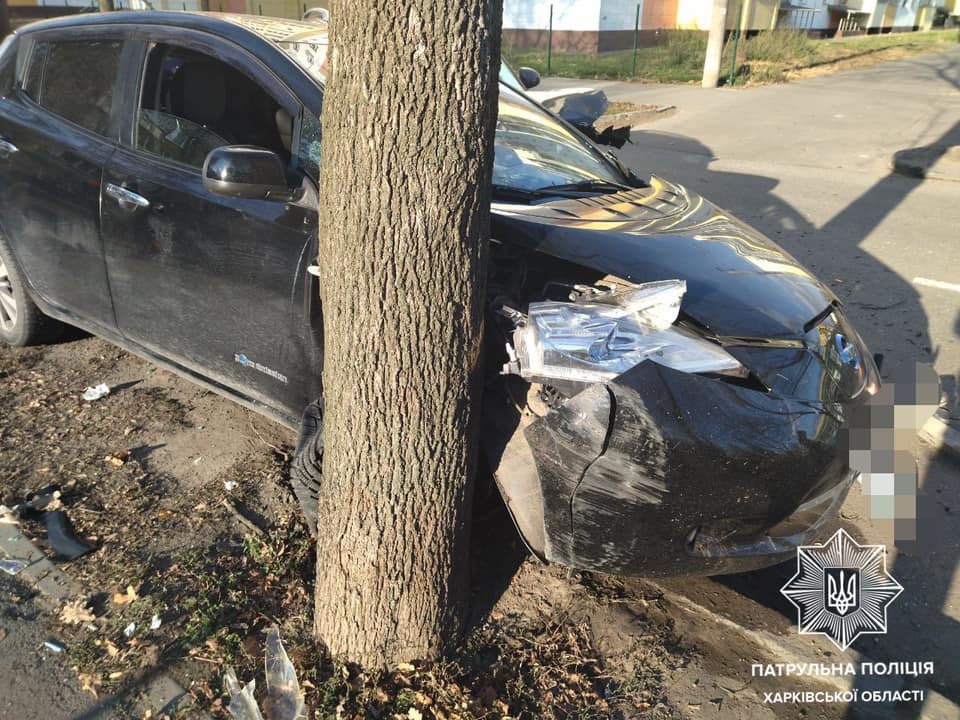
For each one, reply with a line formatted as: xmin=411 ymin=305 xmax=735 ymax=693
xmin=544 ymin=48 xmax=960 ymax=718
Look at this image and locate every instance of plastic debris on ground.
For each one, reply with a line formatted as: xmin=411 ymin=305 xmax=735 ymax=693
xmin=225 ymin=669 xmax=265 ymax=720
xmin=81 ymin=383 xmax=111 ymax=402
xmin=43 ymin=640 xmax=64 ymax=653
xmin=224 ymin=480 xmax=238 ymax=492
xmin=264 ymin=625 xmax=306 ymax=720
xmin=0 ymin=558 xmax=29 ymax=575
xmin=225 ymin=625 xmax=305 ymax=720
xmin=45 ymin=510 xmax=95 ymax=560
xmin=149 ymin=614 xmax=162 ymax=630
xmin=123 ymin=622 xmax=136 ymax=638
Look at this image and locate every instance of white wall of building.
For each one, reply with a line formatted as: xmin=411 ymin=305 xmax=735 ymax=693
xmin=598 ymin=0 xmax=644 ymax=30
xmin=503 ymin=0 xmax=602 ymax=30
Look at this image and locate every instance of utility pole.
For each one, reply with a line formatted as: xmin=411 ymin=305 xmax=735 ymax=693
xmin=702 ymin=0 xmax=727 ymax=87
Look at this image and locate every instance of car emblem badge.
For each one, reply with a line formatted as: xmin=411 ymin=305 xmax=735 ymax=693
xmin=781 ymin=528 xmax=902 ymax=650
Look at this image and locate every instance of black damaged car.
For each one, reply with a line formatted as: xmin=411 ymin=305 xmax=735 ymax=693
xmin=0 ymin=12 xmax=879 ymax=577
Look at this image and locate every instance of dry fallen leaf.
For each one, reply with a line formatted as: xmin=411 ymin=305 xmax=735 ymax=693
xmin=78 ymin=672 xmax=102 ymax=698
xmin=112 ymin=585 xmax=139 ymax=605
xmin=59 ymin=600 xmax=96 ymax=626
xmin=104 ymin=639 xmax=119 ymax=657
xmin=395 ymin=662 xmax=416 ymax=673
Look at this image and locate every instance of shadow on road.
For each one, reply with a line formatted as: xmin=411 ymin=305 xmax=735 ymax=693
xmin=622 ymin=115 xmax=959 ymax=715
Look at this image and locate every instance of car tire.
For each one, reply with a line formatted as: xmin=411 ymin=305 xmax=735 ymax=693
xmin=0 ymin=231 xmax=63 ymax=347
xmin=290 ymin=398 xmax=323 ymax=536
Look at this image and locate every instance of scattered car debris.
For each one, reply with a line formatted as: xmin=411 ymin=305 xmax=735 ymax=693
xmin=45 ymin=510 xmax=95 ymax=561
xmin=528 ymin=88 xmax=632 ymax=147
xmin=43 ymin=640 xmax=64 ymax=653
xmin=582 ymin=123 xmax=632 ymax=149
xmin=0 ymin=558 xmax=28 ymax=575
xmin=82 ymin=383 xmax=111 ymax=402
xmin=225 ymin=625 xmax=305 ymax=720
xmin=18 ymin=486 xmax=63 ymax=513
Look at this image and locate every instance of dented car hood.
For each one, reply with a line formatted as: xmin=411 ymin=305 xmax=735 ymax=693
xmin=491 ymin=176 xmax=837 ymax=339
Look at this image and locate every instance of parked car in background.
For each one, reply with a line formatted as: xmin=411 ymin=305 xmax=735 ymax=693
xmin=0 ymin=12 xmax=879 ymax=577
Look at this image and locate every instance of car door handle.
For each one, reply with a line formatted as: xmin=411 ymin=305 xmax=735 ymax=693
xmin=0 ymin=140 xmax=18 ymax=159
xmin=105 ymin=183 xmax=150 ymax=210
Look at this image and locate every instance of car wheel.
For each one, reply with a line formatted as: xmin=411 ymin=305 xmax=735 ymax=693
xmin=0 ymin=232 xmax=62 ymax=347
xmin=290 ymin=399 xmax=323 ymax=536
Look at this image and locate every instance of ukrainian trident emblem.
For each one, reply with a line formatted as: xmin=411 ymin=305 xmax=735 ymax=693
xmin=825 ymin=567 xmax=859 ymax=615
xmin=781 ymin=528 xmax=902 ymax=650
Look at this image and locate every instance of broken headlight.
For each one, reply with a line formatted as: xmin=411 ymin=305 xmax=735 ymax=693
xmin=502 ymin=279 xmax=743 ymax=384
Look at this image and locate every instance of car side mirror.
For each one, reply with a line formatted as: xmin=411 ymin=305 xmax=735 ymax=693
xmin=518 ymin=66 xmax=541 ymax=90
xmin=202 ymin=146 xmax=300 ymax=201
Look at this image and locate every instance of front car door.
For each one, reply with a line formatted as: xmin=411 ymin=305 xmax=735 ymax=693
xmin=101 ymin=27 xmax=320 ymax=425
xmin=0 ymin=27 xmax=131 ymax=330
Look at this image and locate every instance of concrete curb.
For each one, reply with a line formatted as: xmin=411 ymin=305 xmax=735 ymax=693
xmin=891 ymin=145 xmax=960 ymax=183
xmin=0 ymin=516 xmax=206 ymax=718
xmin=919 ymin=412 xmax=960 ymax=461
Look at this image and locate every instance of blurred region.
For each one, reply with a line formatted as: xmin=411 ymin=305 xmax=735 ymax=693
xmin=845 ymin=363 xmax=940 ymax=543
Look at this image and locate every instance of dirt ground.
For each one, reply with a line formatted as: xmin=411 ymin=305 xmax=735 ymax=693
xmin=1 ymin=333 xmax=857 ymax=720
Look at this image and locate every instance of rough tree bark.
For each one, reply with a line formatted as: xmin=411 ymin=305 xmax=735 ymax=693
xmin=313 ymin=0 xmax=502 ymax=666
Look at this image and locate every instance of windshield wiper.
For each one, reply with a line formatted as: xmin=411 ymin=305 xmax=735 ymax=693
xmin=492 ymin=178 xmax=632 ymax=203
xmin=533 ymin=179 xmax=633 ymax=194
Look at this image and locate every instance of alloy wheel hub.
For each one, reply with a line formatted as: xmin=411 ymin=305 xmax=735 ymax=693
xmin=0 ymin=257 xmax=17 ymax=332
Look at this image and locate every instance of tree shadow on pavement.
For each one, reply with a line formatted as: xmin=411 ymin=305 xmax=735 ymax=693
xmin=619 ymin=123 xmax=960 ymax=716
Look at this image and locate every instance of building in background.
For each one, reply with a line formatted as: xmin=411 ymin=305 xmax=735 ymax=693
xmin=502 ymin=0 xmax=951 ymax=50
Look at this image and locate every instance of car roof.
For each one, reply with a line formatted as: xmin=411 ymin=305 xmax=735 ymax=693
xmin=16 ymin=10 xmax=329 ymax=52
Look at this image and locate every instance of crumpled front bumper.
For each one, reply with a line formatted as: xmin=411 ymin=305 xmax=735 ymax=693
xmin=491 ymin=359 xmax=859 ymax=577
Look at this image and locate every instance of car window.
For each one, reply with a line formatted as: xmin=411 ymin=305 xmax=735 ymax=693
xmin=0 ymin=36 xmax=17 ymax=98
xmin=297 ymin=109 xmax=320 ymax=181
xmin=136 ymin=43 xmax=291 ymax=170
xmin=23 ymin=38 xmax=122 ymax=136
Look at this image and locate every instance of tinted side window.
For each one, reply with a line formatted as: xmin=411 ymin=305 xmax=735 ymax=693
xmin=0 ymin=36 xmax=17 ymax=98
xmin=137 ymin=43 xmax=290 ymax=169
xmin=24 ymin=39 xmax=122 ymax=136
xmin=22 ymin=41 xmax=48 ymax=101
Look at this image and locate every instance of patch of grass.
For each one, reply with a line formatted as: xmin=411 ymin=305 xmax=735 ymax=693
xmin=506 ymin=31 xmax=708 ymax=83
xmin=505 ymin=28 xmax=959 ymax=86
xmin=742 ymin=28 xmax=816 ymax=64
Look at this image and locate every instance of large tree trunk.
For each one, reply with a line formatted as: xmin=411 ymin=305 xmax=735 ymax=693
xmin=313 ymin=0 xmax=502 ymax=666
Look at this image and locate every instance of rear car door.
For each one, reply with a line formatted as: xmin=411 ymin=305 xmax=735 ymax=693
xmin=101 ymin=27 xmax=320 ymax=423
xmin=0 ymin=28 xmax=129 ymax=329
